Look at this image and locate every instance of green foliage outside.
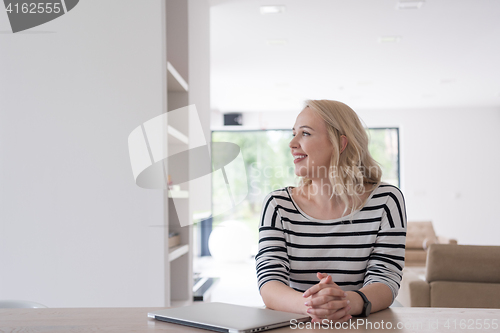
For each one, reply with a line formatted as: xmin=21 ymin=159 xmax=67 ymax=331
xmin=211 ymin=129 xmax=399 ymax=251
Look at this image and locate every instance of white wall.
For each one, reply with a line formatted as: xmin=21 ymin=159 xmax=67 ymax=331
xmin=0 ymin=1 xmax=167 ymax=307
xmin=359 ymin=107 xmax=500 ymax=247
xmin=212 ymin=107 xmax=500 ymax=246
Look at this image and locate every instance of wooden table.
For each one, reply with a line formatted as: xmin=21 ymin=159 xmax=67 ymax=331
xmin=0 ymin=307 xmax=499 ymax=332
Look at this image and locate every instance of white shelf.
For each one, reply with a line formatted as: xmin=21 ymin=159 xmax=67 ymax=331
xmin=167 ymin=125 xmax=189 ymax=145
xmin=164 ymin=0 xmax=193 ymax=307
xmin=193 ymin=210 xmax=211 ymax=222
xmin=167 ymin=62 xmax=189 ymax=92
xmin=169 ymin=244 xmax=189 ymax=262
xmin=168 ymin=190 xmax=189 ymax=198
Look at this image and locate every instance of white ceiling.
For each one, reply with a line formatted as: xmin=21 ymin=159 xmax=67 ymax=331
xmin=209 ymin=0 xmax=500 ymax=113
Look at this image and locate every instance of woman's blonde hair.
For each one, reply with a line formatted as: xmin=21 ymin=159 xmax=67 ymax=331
xmin=298 ymin=99 xmax=382 ymax=221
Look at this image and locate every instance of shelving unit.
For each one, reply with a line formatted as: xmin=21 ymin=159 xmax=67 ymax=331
xmin=167 ymin=62 xmax=189 ymax=92
xmin=168 ymin=190 xmax=189 ymax=199
xmin=167 ymin=124 xmax=189 ymax=145
xmin=169 ymin=244 xmax=190 ymax=262
xmin=162 ymin=0 xmax=193 ymax=308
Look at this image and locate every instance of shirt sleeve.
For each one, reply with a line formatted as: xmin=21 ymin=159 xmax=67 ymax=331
xmin=255 ymin=192 xmax=290 ymax=292
xmin=363 ymin=186 xmax=407 ymax=301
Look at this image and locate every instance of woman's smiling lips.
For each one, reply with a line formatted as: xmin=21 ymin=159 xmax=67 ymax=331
xmin=293 ymin=154 xmax=308 ymax=164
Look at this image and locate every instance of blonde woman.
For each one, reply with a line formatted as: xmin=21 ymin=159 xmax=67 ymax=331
xmin=256 ymin=100 xmax=406 ymax=323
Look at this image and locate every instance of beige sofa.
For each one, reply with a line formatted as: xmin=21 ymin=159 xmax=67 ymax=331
xmin=405 ymin=221 xmax=457 ymax=266
xmin=403 ymin=244 xmax=500 ymax=308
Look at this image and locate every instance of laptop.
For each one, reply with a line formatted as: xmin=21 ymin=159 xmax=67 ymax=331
xmin=148 ymin=302 xmax=310 ymax=333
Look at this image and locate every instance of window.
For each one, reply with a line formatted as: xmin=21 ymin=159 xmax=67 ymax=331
xmin=200 ymin=128 xmax=399 ymax=256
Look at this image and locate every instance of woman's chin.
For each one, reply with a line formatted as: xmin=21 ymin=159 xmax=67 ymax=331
xmin=294 ymin=171 xmax=309 ymax=178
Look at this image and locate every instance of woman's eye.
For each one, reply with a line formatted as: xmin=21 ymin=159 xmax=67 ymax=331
xmin=302 ymin=132 xmax=310 ymax=136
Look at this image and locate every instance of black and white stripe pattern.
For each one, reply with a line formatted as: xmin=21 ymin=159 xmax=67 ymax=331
xmin=255 ymin=182 xmax=407 ymax=301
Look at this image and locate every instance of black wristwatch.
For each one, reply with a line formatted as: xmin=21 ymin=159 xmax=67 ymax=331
xmin=353 ymin=290 xmax=372 ymax=317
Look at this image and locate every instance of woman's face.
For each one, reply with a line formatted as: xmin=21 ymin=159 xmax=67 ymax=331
xmin=289 ymin=107 xmax=334 ymax=179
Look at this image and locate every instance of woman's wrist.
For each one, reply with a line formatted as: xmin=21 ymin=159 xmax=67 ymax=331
xmin=345 ymin=291 xmax=364 ymax=316
xmin=261 ymin=281 xmax=314 ymax=315
xmin=300 ymin=295 xmax=311 ymax=316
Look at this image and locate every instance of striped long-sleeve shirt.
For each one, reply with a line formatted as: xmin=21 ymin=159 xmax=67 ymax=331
xmin=255 ymin=182 xmax=407 ymax=301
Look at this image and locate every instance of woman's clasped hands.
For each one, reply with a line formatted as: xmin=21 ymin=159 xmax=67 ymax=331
xmin=302 ymin=272 xmax=352 ymax=323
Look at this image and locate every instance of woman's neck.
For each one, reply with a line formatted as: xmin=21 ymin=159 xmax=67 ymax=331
xmin=297 ymin=179 xmax=373 ymax=210
xmin=300 ymin=180 xmax=345 ymax=207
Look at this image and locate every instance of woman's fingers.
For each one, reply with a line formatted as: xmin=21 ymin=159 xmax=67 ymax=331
xmin=310 ymin=287 xmax=347 ymax=299
xmin=305 ymin=297 xmax=350 ymax=309
xmin=305 ymin=294 xmax=342 ymax=307
xmin=320 ymin=275 xmax=332 ymax=284
xmin=338 ymin=313 xmax=353 ymax=322
xmin=303 ymin=284 xmax=347 ymax=298
xmin=308 ymin=305 xmax=351 ymax=322
xmin=317 ymin=273 xmax=334 ymax=285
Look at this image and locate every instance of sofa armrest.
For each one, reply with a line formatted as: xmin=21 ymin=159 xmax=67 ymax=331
xmin=409 ymin=280 xmax=431 ymax=307
xmin=397 ymin=268 xmax=425 ymax=307
xmin=437 ymin=235 xmax=457 ymax=245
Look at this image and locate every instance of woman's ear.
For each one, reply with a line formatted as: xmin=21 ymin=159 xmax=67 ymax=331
xmin=340 ymin=135 xmax=348 ymax=153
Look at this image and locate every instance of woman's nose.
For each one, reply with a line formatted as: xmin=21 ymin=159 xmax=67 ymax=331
xmin=289 ymin=136 xmax=298 ymax=148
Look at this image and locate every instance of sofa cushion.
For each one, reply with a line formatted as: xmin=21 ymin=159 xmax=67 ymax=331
xmin=426 ymin=244 xmax=500 ymax=283
xmin=430 ymin=281 xmax=500 ymax=308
